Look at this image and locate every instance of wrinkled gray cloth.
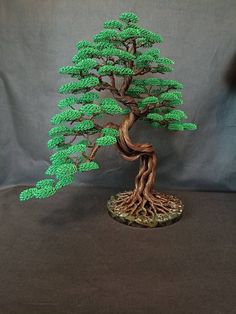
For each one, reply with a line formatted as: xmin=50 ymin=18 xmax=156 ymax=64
xmin=0 ymin=0 xmax=236 ymax=191
xmin=0 ymin=186 xmax=235 ymax=314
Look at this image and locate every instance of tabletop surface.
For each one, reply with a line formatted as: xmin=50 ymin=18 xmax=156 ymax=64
xmin=0 ymin=186 xmax=235 ymax=314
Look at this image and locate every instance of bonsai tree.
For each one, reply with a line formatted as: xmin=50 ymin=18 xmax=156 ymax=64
xmin=19 ymin=12 xmax=197 ymax=228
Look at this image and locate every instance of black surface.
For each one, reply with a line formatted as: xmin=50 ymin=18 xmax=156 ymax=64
xmin=0 ymin=186 xmax=235 ymax=314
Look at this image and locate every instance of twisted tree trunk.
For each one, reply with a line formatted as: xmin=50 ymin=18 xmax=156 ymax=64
xmin=107 ymin=112 xmax=183 ymax=227
xmin=117 ymin=112 xmax=157 ymax=198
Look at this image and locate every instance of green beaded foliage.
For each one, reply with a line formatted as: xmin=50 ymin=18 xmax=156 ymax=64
xmin=101 ymin=127 xmax=119 ymax=137
xmin=164 ymin=110 xmax=187 ymax=121
xmin=47 ymin=135 xmax=64 ymax=149
xmin=58 ymin=96 xmax=78 ymax=109
xmin=51 ymin=110 xmax=81 ymax=125
xmin=19 ymin=11 xmax=197 ymax=202
xmin=104 ymin=20 xmax=123 ymax=30
xmin=98 ymin=65 xmax=133 ymax=76
xmin=119 ymin=12 xmax=138 ymax=23
xmin=34 ymin=186 xmax=57 ymax=199
xmin=66 ymin=144 xmax=87 ymax=154
xmin=100 ymin=98 xmax=123 ymax=114
xmin=36 ymin=179 xmax=55 ymax=188
xmin=141 ymin=96 xmax=159 ymax=106
xmin=59 ymin=59 xmax=97 ymax=74
xmin=147 ymin=113 xmax=163 ymax=122
xmin=19 ymin=186 xmax=57 ymax=201
xmin=183 ymin=123 xmax=197 ymax=130
xmin=96 ymin=135 xmax=117 ymax=146
xmin=80 ymin=104 xmax=101 ymax=116
xmin=73 ymin=120 xmax=94 ymax=132
xmin=78 ymin=161 xmax=99 ymax=172
xmin=59 ymin=77 xmax=99 ymax=94
xmin=55 ymin=176 xmax=74 ymax=190
xmin=48 ymin=125 xmax=72 ymax=137
xmin=55 ymin=163 xmax=77 ymax=179
xmin=19 ymin=188 xmax=39 ymax=201
xmin=100 ymin=48 xmax=135 ymax=61
xmin=78 ymin=92 xmax=99 ymax=104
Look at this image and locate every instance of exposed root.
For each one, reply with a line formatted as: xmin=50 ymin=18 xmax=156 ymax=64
xmin=107 ymin=191 xmax=183 ymax=228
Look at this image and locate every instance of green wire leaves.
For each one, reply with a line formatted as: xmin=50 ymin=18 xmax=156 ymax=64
xmin=100 ymin=98 xmax=123 ymax=114
xmin=96 ymin=135 xmax=117 ymax=146
xmin=78 ymin=161 xmax=99 ymax=172
xmin=78 ymin=92 xmax=99 ymax=104
xmin=59 ymin=77 xmax=99 ymax=94
xmin=164 ymin=110 xmax=187 ymax=121
xmin=147 ymin=113 xmax=163 ymax=122
xmin=104 ymin=20 xmax=123 ymax=30
xmin=98 ymin=65 xmax=133 ymax=76
xmin=101 ymin=127 xmax=119 ymax=137
xmin=73 ymin=120 xmax=94 ymax=132
xmin=141 ymin=96 xmax=159 ymax=106
xmin=47 ymin=135 xmax=64 ymax=149
xmin=19 ymin=188 xmax=39 ymax=201
xmin=19 ymin=185 xmax=57 ymax=201
xmin=182 ymin=123 xmax=197 ymax=131
xmin=19 ymin=11 xmax=198 ymax=203
xmin=51 ymin=110 xmax=81 ymax=125
xmin=55 ymin=163 xmax=77 ymax=180
xmin=119 ymin=12 xmax=138 ymax=24
xmin=80 ymin=104 xmax=101 ymax=116
xmin=100 ymin=48 xmax=135 ymax=61
xmin=58 ymin=96 xmax=78 ymax=109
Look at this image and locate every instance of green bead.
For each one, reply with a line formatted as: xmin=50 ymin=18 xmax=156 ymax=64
xmin=164 ymin=110 xmax=187 ymax=121
xmin=34 ymin=186 xmax=57 ymax=199
xmin=147 ymin=113 xmax=163 ymax=121
xmin=50 ymin=150 xmax=68 ymax=165
xmin=56 ymin=163 xmax=77 ymax=179
xmin=55 ymin=176 xmax=75 ymax=190
xmin=78 ymin=161 xmax=99 ymax=172
xmin=51 ymin=110 xmax=81 ymax=125
xmin=78 ymin=92 xmax=99 ymax=104
xmin=19 ymin=188 xmax=38 ymax=201
xmin=119 ymin=12 xmax=138 ymax=23
xmin=96 ymin=135 xmax=117 ymax=146
xmin=59 ymin=77 xmax=99 ymax=94
xmin=141 ymin=96 xmax=159 ymax=106
xmin=104 ymin=20 xmax=123 ymax=30
xmin=66 ymin=144 xmax=87 ymax=154
xmin=101 ymin=127 xmax=119 ymax=137
xmin=47 ymin=136 xmax=64 ymax=149
xmin=45 ymin=164 xmax=57 ymax=175
xmin=98 ymin=65 xmax=133 ymax=76
xmin=168 ymin=122 xmax=184 ymax=131
xmin=100 ymin=98 xmax=123 ymax=114
xmin=58 ymin=97 xmax=78 ymax=109
xmin=183 ymin=123 xmax=197 ymax=130
xmin=80 ymin=104 xmax=101 ymax=116
xmin=159 ymin=92 xmax=180 ymax=102
xmin=76 ymin=40 xmax=94 ymax=49
xmin=36 ymin=179 xmax=55 ymax=188
xmin=73 ymin=120 xmax=94 ymax=132
xmin=93 ymin=29 xmax=118 ymax=42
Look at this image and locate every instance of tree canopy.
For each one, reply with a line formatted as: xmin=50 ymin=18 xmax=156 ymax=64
xmin=20 ymin=11 xmax=197 ymax=201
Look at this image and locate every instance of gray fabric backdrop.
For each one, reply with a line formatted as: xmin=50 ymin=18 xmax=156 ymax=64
xmin=0 ymin=0 xmax=236 ymax=191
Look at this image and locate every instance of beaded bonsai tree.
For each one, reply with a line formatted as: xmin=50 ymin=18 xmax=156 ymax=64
xmin=19 ymin=12 xmax=197 ymax=228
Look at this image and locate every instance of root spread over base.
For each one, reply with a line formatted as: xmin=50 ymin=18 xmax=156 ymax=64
xmin=107 ymin=191 xmax=183 ymax=228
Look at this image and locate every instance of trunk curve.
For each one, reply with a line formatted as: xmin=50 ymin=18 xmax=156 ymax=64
xmin=108 ymin=113 xmax=183 ymax=227
xmin=117 ymin=112 xmax=157 ymax=196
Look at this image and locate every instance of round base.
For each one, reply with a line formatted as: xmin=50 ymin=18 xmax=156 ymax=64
xmin=107 ymin=191 xmax=183 ymax=228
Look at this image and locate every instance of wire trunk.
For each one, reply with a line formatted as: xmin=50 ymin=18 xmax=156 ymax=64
xmin=107 ymin=112 xmax=183 ymax=227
